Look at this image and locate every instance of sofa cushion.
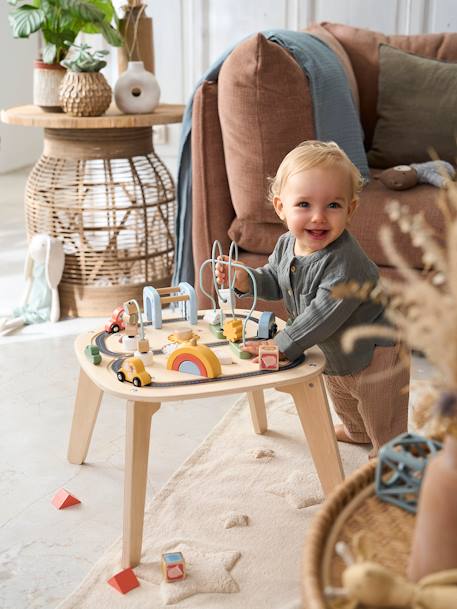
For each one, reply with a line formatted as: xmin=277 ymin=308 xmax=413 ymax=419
xmin=228 ymin=218 xmax=286 ymax=254
xmin=322 ymin=22 xmax=457 ymax=149
xmin=350 ymin=170 xmax=446 ymax=270
xmin=368 ymin=45 xmax=457 ymax=168
xmin=218 ymin=33 xmax=315 ymax=226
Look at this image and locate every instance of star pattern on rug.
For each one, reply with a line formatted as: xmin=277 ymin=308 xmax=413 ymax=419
xmin=266 ymin=469 xmax=323 ymax=509
xmin=137 ymin=541 xmax=241 ymax=605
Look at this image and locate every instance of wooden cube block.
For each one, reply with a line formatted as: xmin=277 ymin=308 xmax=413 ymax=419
xmin=161 ymin=551 xmax=186 ymax=582
xmin=223 ymin=318 xmax=243 ymax=342
xmin=259 ymin=345 xmax=279 ymax=371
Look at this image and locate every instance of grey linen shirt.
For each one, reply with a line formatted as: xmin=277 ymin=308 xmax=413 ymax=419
xmin=242 ymin=230 xmax=393 ymax=375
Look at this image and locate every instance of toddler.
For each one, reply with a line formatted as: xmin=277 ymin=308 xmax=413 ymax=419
xmin=216 ymin=140 xmax=409 ymax=457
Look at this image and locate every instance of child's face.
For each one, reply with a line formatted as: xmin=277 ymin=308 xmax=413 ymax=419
xmin=273 ymin=165 xmax=357 ymax=256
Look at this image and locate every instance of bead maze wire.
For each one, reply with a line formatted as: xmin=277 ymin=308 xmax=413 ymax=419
xmin=199 ymin=240 xmax=258 ymax=345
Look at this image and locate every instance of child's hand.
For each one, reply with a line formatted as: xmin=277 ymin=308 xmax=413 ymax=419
xmin=241 ymin=339 xmax=287 ymax=363
xmin=215 ymin=256 xmax=250 ymax=293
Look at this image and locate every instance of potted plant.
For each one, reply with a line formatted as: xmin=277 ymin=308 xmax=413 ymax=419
xmin=7 ymin=0 xmax=122 ymax=111
xmin=59 ymin=43 xmax=112 ymax=116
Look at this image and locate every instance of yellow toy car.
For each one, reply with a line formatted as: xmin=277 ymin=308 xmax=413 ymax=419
xmin=117 ymin=357 xmax=151 ymax=387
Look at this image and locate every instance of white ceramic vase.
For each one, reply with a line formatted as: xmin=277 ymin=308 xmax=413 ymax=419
xmin=114 ymin=61 xmax=160 ymax=114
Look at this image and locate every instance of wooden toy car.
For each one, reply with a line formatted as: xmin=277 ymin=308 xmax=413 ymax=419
xmin=161 ymin=551 xmax=186 ymax=582
xmin=84 ymin=344 xmax=101 ymax=365
xmin=105 ymin=305 xmax=125 ymax=333
xmin=117 ymin=357 xmax=152 ymax=387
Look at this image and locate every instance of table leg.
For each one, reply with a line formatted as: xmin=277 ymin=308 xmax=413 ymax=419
xmin=277 ymin=375 xmax=344 ymax=495
xmin=67 ymin=368 xmax=103 ymax=464
xmin=247 ymin=389 xmax=267 ymax=434
xmin=122 ymin=400 xmax=161 ymax=568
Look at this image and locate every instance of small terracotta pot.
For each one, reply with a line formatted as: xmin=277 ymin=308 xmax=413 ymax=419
xmin=33 ymin=61 xmax=66 ymax=112
xmin=59 ymin=72 xmax=112 ymax=117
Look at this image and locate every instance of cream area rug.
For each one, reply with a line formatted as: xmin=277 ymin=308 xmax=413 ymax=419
xmin=57 ymin=390 xmax=371 ymax=609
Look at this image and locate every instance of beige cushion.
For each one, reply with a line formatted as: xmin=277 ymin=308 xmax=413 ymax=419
xmin=321 ymin=22 xmax=457 ymax=149
xmin=367 ymin=45 xmax=457 ymax=168
xmin=218 ymin=33 xmax=315 ymax=226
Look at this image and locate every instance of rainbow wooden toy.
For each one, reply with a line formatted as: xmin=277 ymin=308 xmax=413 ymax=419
xmin=167 ymin=344 xmax=221 ymax=378
xmin=51 ymin=488 xmax=81 ymax=509
xmin=107 ymin=567 xmax=140 ymax=594
xmin=161 ymin=552 xmax=186 ymax=582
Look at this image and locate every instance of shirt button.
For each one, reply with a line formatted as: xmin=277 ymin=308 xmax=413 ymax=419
xmin=288 ymin=289 xmax=293 ymax=296
xmin=290 ymin=265 xmax=296 ymax=273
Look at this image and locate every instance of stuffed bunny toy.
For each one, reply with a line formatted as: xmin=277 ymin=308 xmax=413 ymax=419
xmin=380 ymin=160 xmax=456 ymax=190
xmin=0 ymin=234 xmax=65 ymax=336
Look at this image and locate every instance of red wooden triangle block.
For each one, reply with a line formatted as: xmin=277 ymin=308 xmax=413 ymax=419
xmin=51 ymin=488 xmax=81 ymax=510
xmin=107 ymin=568 xmax=140 ymax=594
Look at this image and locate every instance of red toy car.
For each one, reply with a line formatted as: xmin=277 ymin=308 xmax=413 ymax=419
xmin=105 ymin=305 xmax=125 ymax=333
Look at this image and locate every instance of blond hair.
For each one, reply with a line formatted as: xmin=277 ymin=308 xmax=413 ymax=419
xmin=268 ymin=140 xmax=364 ymax=204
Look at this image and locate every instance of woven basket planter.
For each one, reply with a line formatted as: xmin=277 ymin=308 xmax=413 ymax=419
xmin=302 ymin=460 xmax=415 ymax=608
xmin=59 ymin=72 xmax=112 ymax=117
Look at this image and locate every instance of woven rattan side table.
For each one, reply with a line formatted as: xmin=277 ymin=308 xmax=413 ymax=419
xmin=303 ymin=460 xmax=415 ymax=609
xmin=1 ymin=104 xmax=184 ymax=317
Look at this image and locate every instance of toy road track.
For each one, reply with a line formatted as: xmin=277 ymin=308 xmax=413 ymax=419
xmin=94 ymin=313 xmax=307 ymax=388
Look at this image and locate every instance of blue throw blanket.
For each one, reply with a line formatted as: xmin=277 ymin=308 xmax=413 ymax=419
xmin=173 ymin=29 xmax=369 ymax=285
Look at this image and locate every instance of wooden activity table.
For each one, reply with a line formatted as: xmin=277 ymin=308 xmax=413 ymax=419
xmin=69 ymin=310 xmax=344 ymax=568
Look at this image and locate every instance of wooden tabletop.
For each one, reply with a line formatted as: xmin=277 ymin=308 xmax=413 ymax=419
xmin=74 ymin=309 xmax=326 ymax=402
xmin=1 ymin=103 xmax=185 ymax=129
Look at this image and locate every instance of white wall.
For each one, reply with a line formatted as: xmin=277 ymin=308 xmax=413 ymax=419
xmin=2 ymin=0 xmax=457 ymax=175
xmin=0 ymin=2 xmax=42 ymax=173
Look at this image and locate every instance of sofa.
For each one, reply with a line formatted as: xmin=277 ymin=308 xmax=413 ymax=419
xmin=191 ymin=22 xmax=457 ymax=318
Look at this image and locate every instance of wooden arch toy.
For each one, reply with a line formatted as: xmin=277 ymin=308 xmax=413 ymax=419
xmin=166 ymin=344 xmax=221 ymax=378
xmin=143 ymin=282 xmax=197 ymax=329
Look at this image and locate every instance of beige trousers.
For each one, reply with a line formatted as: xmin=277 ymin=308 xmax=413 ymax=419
xmin=324 ymin=343 xmax=410 ymax=457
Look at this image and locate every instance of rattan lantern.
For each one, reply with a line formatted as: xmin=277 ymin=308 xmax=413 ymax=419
xmin=25 ymin=124 xmax=176 ymax=317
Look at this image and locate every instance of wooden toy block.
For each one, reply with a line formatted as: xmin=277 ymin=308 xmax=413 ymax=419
xmin=134 ymin=349 xmax=154 ymax=366
xmin=51 ymin=488 xmax=81 ymax=509
xmin=125 ymin=323 xmax=138 ymax=337
xmin=84 ymin=344 xmax=101 ymax=365
xmin=124 ymin=301 xmax=138 ymax=315
xmin=161 ymin=552 xmax=186 ymax=582
xmin=107 ymin=567 xmax=140 ymax=594
xmin=167 ymin=344 xmax=222 ymax=377
xmin=229 ymin=341 xmax=253 ymax=359
xmin=223 ymin=318 xmax=243 ymax=342
xmin=137 ymin=338 xmax=149 ymax=353
xmin=259 ymin=345 xmax=279 ymax=370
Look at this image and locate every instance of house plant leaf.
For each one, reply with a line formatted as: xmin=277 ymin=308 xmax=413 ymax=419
xmin=8 ymin=5 xmax=44 ymax=38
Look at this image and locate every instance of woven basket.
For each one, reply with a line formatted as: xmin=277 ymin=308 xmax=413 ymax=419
xmin=59 ymin=72 xmax=112 ymax=117
xmin=302 ymin=461 xmax=415 ymax=609
xmin=25 ymin=126 xmax=175 ymax=317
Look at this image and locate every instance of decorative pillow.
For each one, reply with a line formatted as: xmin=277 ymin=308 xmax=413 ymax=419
xmin=367 ymin=45 xmax=457 ymax=168
xmin=227 ymin=218 xmax=286 ymax=255
xmin=218 ymin=34 xmax=315 ymax=226
xmin=321 ymin=23 xmax=457 ymax=149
